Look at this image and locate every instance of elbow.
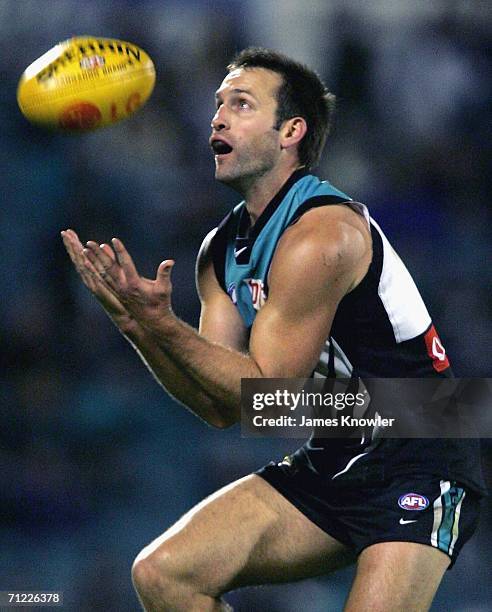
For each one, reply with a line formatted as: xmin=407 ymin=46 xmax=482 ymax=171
xmin=211 ymin=415 xmax=239 ymax=430
xmin=211 ymin=419 xmax=234 ymax=430
xmin=211 ymin=403 xmax=240 ymax=429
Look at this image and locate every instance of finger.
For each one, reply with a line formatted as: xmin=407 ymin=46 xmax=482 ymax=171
xmin=80 ymin=247 xmax=104 ymax=278
xmin=62 ymin=231 xmax=93 ymax=277
xmin=61 ymin=229 xmax=79 ymax=257
xmin=83 ymin=246 xmax=113 ymax=282
xmin=85 ymin=241 xmax=116 ymax=267
xmin=156 ymin=259 xmax=175 ymax=285
xmin=61 ymin=232 xmax=103 ymax=292
xmin=61 ymin=230 xmax=77 ymax=262
xmin=62 ymin=229 xmax=89 ymax=268
xmin=63 ymin=229 xmax=84 ymax=256
xmin=65 ymin=228 xmax=82 ymax=245
xmin=83 ymin=243 xmax=104 ymax=274
xmin=111 ymin=238 xmax=140 ymax=281
xmin=97 ymin=242 xmax=119 ymax=278
xmin=100 ymin=243 xmax=116 ymax=262
xmin=84 ymin=241 xmax=119 ymax=281
xmin=62 ymin=231 xmax=121 ymax=299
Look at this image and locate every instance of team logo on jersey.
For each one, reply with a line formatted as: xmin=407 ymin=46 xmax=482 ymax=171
xmin=227 ymin=282 xmax=237 ymax=305
xmin=245 ymin=278 xmax=266 ymax=311
xmin=424 ymin=325 xmax=450 ymax=373
xmin=398 ymin=493 xmax=429 ymax=511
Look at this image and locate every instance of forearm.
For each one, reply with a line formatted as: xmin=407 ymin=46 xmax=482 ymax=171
xmin=78 ymin=237 xmax=262 ymax=424
xmin=119 ymin=319 xmax=232 ymax=428
xmin=141 ymin=315 xmax=263 ymax=425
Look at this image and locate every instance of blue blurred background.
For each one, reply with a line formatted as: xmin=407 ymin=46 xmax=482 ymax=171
xmin=1 ymin=1 xmax=491 ymax=610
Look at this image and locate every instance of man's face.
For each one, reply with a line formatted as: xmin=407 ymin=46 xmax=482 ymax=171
xmin=209 ymin=67 xmax=283 ymax=190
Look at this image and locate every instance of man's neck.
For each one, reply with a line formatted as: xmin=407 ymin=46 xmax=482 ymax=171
xmin=244 ymin=165 xmax=303 ymax=225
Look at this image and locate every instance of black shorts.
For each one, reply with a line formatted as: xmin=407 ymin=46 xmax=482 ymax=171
xmin=255 ymin=455 xmax=481 ymax=569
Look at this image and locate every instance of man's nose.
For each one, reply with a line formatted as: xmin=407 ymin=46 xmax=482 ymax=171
xmin=211 ymin=105 xmax=229 ymax=130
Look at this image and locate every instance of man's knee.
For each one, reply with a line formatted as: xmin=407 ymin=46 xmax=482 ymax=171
xmin=132 ymin=545 xmax=184 ymax=602
xmin=132 ymin=550 xmax=154 ymax=590
xmin=132 ymin=541 xmax=216 ymax=605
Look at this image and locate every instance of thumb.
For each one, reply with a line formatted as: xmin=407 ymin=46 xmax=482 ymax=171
xmin=157 ymin=259 xmax=175 ymax=282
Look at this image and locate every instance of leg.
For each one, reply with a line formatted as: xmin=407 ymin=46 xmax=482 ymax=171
xmin=344 ymin=541 xmax=450 ymax=612
xmin=132 ymin=474 xmax=355 ymax=611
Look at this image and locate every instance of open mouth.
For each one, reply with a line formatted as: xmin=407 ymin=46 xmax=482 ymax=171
xmin=211 ymin=140 xmax=233 ymax=155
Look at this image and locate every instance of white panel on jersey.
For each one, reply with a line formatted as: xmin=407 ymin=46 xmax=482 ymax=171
xmin=371 ymin=219 xmax=431 ymax=343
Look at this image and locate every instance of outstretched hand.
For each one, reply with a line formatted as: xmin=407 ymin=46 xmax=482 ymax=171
xmin=81 ymin=236 xmax=176 ymax=330
xmin=61 ymin=229 xmax=132 ymax=322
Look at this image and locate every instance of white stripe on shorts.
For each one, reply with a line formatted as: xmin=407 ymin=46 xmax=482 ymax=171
xmin=449 ymin=490 xmax=466 ymax=556
xmin=431 ymin=480 xmax=450 ymax=548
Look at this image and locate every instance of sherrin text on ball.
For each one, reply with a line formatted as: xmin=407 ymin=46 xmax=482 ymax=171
xmin=17 ymin=36 xmax=156 ymax=132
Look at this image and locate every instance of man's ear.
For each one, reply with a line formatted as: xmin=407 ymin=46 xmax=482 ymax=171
xmin=279 ymin=116 xmax=307 ymax=151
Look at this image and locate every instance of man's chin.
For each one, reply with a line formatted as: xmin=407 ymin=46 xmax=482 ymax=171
xmin=215 ymin=166 xmax=239 ymax=187
xmin=214 ymin=162 xmax=260 ymax=194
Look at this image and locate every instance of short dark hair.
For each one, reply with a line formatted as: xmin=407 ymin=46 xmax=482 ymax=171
xmin=228 ymin=47 xmax=336 ymax=169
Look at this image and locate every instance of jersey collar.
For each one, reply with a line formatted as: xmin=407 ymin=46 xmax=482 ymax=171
xmin=234 ymin=168 xmax=309 ymax=264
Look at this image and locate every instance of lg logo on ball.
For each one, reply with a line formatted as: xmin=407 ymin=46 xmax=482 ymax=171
xmin=110 ymin=92 xmax=142 ymax=122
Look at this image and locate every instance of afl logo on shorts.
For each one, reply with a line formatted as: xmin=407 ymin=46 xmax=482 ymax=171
xmin=398 ymin=493 xmax=429 ymax=511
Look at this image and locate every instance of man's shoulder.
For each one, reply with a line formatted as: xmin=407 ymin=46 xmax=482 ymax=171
xmin=272 ymin=203 xmax=372 ymax=292
xmin=285 ymin=202 xmax=370 ymax=247
xmin=283 ymin=205 xmax=369 ymax=252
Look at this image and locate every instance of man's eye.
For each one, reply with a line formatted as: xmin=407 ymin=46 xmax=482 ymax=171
xmin=238 ymin=100 xmax=250 ymax=109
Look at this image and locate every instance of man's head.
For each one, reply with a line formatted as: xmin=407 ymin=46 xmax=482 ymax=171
xmin=228 ymin=48 xmax=335 ymax=170
xmin=209 ymin=47 xmax=335 ymax=191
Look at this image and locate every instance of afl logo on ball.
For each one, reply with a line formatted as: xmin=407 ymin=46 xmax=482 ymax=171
xmin=398 ymin=493 xmax=429 ymax=511
xmin=80 ymin=55 xmax=105 ymax=69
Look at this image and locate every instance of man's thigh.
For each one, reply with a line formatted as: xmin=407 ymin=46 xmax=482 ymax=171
xmin=135 ymin=474 xmax=355 ymax=596
xmin=345 ymin=541 xmax=450 ymax=612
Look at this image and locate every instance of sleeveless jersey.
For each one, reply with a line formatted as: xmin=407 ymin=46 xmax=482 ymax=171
xmin=210 ymin=169 xmax=485 ymax=494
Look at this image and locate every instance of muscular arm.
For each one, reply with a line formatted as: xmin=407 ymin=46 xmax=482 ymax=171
xmin=139 ymin=230 xmax=249 ymax=427
xmin=121 ymin=319 xmax=240 ymax=427
xmin=80 ymin=205 xmax=370 ymax=429
xmin=62 ymin=229 xmax=243 ymax=427
xmin=139 ymin=206 xmax=371 ymax=426
xmin=129 ymin=228 xmax=252 ymax=427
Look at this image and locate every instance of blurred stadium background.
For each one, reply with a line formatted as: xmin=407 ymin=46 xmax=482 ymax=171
xmin=1 ymin=1 xmax=490 ymax=610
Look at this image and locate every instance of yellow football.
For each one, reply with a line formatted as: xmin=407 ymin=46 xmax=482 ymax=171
xmin=17 ymin=36 xmax=156 ymax=132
